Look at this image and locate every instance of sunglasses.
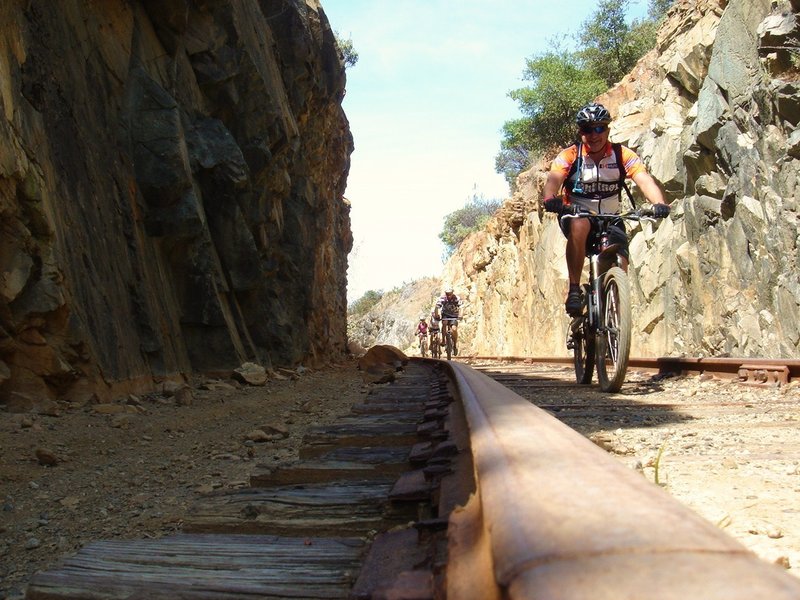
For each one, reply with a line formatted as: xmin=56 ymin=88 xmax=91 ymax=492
xmin=579 ymin=125 xmax=608 ymax=134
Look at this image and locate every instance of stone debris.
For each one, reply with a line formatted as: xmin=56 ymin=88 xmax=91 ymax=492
xmin=34 ymin=448 xmax=59 ymax=466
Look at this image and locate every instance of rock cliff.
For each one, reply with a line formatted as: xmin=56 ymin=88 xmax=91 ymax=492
xmin=0 ymin=0 xmax=352 ymax=405
xmin=443 ymin=0 xmax=800 ymax=359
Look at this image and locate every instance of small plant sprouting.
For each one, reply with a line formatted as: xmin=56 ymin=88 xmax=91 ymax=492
xmin=653 ymin=439 xmax=669 ymax=487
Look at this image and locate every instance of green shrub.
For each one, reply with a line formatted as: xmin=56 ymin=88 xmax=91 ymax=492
xmin=440 ymin=193 xmax=503 ymax=257
xmin=348 ymin=289 xmax=383 ymax=317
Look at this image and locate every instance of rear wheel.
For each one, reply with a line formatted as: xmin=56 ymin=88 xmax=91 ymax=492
xmin=445 ymin=327 xmax=453 ymax=361
xmin=431 ymin=335 xmax=440 ymax=358
xmin=572 ymin=317 xmax=595 ymax=384
xmin=596 ymin=267 xmax=631 ymax=392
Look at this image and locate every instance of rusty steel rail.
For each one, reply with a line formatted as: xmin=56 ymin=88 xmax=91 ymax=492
xmin=442 ymin=360 xmax=800 ymax=599
xmin=467 ymin=355 xmax=800 ymax=384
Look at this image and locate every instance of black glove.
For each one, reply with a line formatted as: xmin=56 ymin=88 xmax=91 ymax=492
xmin=543 ymin=197 xmax=563 ymax=213
xmin=652 ymin=203 xmax=670 ymax=218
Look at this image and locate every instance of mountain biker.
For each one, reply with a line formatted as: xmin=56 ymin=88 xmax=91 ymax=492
xmin=428 ymin=311 xmax=441 ymax=347
xmin=415 ymin=317 xmax=429 ymax=356
xmin=416 ymin=317 xmax=429 ymax=337
xmin=434 ymin=287 xmax=462 ymax=355
xmin=542 ymin=102 xmax=670 ymax=316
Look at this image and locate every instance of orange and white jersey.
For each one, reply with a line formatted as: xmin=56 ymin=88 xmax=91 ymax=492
xmin=551 ymin=142 xmax=646 ymax=214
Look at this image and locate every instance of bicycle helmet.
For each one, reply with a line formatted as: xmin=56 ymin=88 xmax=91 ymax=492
xmin=576 ymin=103 xmax=612 ymax=125
xmin=444 ymin=286 xmax=454 ymax=294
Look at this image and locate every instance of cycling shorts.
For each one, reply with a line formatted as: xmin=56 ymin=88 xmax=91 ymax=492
xmin=560 ymin=217 xmax=628 ymax=260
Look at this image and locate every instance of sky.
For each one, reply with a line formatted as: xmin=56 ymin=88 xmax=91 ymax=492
xmin=322 ymin=1 xmax=651 ymax=304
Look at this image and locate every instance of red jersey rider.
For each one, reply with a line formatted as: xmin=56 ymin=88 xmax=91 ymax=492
xmin=416 ymin=317 xmax=429 ymax=337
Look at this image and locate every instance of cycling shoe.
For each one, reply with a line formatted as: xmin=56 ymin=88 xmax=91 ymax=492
xmin=565 ymin=289 xmax=583 ymax=316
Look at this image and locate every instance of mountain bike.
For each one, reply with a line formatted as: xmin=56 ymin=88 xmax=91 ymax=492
xmin=561 ymin=207 xmax=662 ymax=392
xmin=418 ymin=332 xmax=429 ymax=358
xmin=442 ymin=317 xmax=460 ymax=361
xmin=429 ymin=328 xmax=441 ymax=359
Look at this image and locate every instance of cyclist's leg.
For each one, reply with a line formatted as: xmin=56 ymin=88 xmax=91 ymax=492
xmin=566 ymin=218 xmax=590 ymax=286
xmin=565 ymin=218 xmax=590 ymax=315
xmin=451 ymin=321 xmax=458 ymax=354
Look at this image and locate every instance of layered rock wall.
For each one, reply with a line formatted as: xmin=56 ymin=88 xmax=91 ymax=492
xmin=0 ymin=0 xmax=352 ymax=404
xmin=445 ymin=0 xmax=800 ymax=359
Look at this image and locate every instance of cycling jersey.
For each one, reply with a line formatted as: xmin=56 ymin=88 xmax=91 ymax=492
xmin=551 ymin=142 xmax=646 ymax=214
xmin=417 ymin=322 xmax=428 ymax=335
xmin=435 ymin=294 xmax=461 ymax=319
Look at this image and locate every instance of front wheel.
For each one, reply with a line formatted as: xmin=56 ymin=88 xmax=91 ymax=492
xmin=445 ymin=329 xmax=453 ymax=361
xmin=596 ymin=267 xmax=631 ymax=392
xmin=572 ymin=317 xmax=595 ymax=384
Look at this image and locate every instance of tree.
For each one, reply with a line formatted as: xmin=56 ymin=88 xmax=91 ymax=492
xmin=648 ymin=0 xmax=674 ymax=20
xmin=334 ymin=32 xmax=359 ymax=69
xmin=495 ymin=129 xmax=531 ymax=191
xmin=495 ymin=0 xmax=666 ymax=184
xmin=348 ymin=289 xmax=382 ymax=316
xmin=439 ymin=192 xmax=503 ymax=257
xmin=509 ymin=49 xmax=607 ymax=152
xmin=579 ymin=0 xmax=644 ymax=87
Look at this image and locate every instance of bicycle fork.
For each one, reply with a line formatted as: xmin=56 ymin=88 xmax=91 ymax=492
xmin=588 ymin=255 xmax=602 ymax=331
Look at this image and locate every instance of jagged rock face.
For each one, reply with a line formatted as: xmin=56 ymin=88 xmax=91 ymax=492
xmin=445 ymin=0 xmax=800 ymax=359
xmin=0 ymin=0 xmax=352 ymax=403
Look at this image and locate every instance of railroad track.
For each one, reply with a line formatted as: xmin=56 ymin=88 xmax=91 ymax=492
xmin=25 ymin=358 xmax=800 ymax=599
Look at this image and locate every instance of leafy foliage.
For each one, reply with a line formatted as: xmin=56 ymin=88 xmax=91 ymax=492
xmin=348 ymin=289 xmax=382 ymax=316
xmin=495 ymin=0 xmax=673 ymax=187
xmin=579 ymin=0 xmax=646 ymax=87
xmin=511 ymin=48 xmax=607 ymax=151
xmin=648 ymin=0 xmax=674 ymax=20
xmin=439 ymin=193 xmax=503 ymax=257
xmin=334 ymin=32 xmax=359 ymax=69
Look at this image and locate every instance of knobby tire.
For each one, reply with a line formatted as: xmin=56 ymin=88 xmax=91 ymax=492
xmin=445 ymin=327 xmax=453 ymax=361
xmin=596 ymin=267 xmax=631 ymax=392
xmin=572 ymin=316 xmax=595 ymax=384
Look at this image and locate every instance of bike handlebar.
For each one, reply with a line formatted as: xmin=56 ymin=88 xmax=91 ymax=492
xmin=559 ymin=207 xmax=661 ymax=226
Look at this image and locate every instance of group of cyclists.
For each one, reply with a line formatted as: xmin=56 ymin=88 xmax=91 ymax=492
xmin=415 ymin=287 xmax=462 ymax=359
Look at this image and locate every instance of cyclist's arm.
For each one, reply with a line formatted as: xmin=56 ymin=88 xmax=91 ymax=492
xmin=631 ymin=171 xmax=666 ymax=206
xmin=543 ymin=171 xmax=566 ymax=200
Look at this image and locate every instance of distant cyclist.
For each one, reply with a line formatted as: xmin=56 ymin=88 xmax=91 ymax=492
xmin=542 ymin=102 xmax=670 ymax=316
xmin=416 ymin=316 xmax=429 ymax=338
xmin=415 ymin=317 xmax=429 ymax=356
xmin=428 ymin=311 xmax=441 ymax=340
xmin=434 ymin=287 xmax=462 ymax=355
